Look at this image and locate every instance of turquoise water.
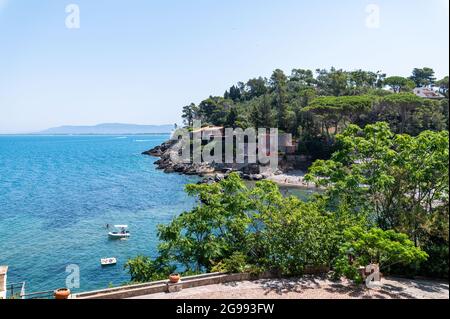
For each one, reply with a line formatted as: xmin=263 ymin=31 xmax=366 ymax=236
xmin=0 ymin=135 xmax=315 ymax=295
xmin=0 ymin=135 xmax=199 ymax=294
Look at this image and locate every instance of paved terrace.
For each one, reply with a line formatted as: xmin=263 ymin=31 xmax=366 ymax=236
xmin=131 ymin=276 xmax=449 ymax=300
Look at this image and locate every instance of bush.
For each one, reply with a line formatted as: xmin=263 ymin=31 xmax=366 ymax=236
xmin=333 ymin=227 xmax=428 ymax=283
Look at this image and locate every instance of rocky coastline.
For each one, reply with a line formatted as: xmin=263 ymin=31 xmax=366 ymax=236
xmin=142 ymin=140 xmax=322 ymax=190
xmin=142 ymin=139 xmax=288 ymax=184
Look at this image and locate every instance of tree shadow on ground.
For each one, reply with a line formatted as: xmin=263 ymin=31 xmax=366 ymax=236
xmin=388 ymin=277 xmax=449 ymax=294
xmin=219 ymin=276 xmax=448 ymax=299
xmin=256 ymin=275 xmax=329 ymax=296
xmin=323 ymin=279 xmax=419 ymax=299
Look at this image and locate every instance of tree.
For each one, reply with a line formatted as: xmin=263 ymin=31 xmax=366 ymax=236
xmin=157 ymin=174 xmax=254 ymax=273
xmin=348 ymin=70 xmax=379 ymax=94
xmin=227 ymin=85 xmax=242 ymax=102
xmin=198 ymin=97 xmax=232 ymax=126
xmin=179 ymin=66 xmax=447 ymax=158
xmin=125 ymin=174 xmax=362 ymax=279
xmin=181 ymin=103 xmax=198 ymax=127
xmin=270 ymin=69 xmax=289 ymax=131
xmin=245 ymin=77 xmax=268 ymax=100
xmin=290 ymin=69 xmax=316 ymax=87
xmin=440 ymin=99 xmax=449 ymax=129
xmin=297 ymin=87 xmax=317 ymax=107
xmin=436 ymin=76 xmax=449 ymax=98
xmin=302 ymin=95 xmax=373 ymax=139
xmin=125 ymin=256 xmax=175 ymax=283
xmin=225 ymin=107 xmax=238 ymax=128
xmin=315 ymin=67 xmax=349 ymax=96
xmin=334 ymin=227 xmax=428 ymax=283
xmin=380 ymin=93 xmax=424 ymax=134
xmin=306 ymin=122 xmax=449 ymax=248
xmin=250 ymin=182 xmax=339 ymax=275
xmin=410 ymin=67 xmax=436 ymax=87
xmin=384 ymin=76 xmax=415 ymax=93
xmin=250 ymin=94 xmax=275 ymax=128
xmin=125 ymin=171 xmax=436 ymax=282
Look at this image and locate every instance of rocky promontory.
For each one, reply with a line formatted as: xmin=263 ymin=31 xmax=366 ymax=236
xmin=142 ymin=139 xmax=288 ymax=183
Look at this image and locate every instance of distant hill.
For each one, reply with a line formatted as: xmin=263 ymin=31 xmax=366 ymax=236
xmin=36 ymin=123 xmax=174 ymax=135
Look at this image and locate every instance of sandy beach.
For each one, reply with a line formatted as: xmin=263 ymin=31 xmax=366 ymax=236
xmin=267 ymin=170 xmax=322 ymax=190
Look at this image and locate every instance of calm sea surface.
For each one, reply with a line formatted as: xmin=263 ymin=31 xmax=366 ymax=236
xmin=0 ymin=135 xmax=313 ymax=294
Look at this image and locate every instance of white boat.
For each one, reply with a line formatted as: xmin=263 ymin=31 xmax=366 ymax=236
xmin=108 ymin=225 xmax=130 ymax=239
xmin=101 ymin=257 xmax=117 ymax=266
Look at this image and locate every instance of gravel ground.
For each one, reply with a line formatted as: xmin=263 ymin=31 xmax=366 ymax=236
xmin=132 ymin=275 xmax=449 ymax=299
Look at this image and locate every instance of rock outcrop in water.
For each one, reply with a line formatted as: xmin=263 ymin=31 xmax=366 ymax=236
xmin=142 ymin=140 xmax=215 ymax=176
xmin=142 ymin=139 xmax=287 ymax=183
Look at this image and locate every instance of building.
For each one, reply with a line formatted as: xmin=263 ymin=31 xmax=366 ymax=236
xmin=413 ymin=87 xmax=445 ymax=99
xmin=192 ymin=126 xmax=224 ymax=138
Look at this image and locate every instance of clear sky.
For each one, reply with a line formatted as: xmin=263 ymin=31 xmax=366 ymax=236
xmin=0 ymin=0 xmax=448 ymax=133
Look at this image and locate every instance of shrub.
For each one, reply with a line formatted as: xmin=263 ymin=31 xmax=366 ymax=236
xmin=334 ymin=226 xmax=428 ymax=283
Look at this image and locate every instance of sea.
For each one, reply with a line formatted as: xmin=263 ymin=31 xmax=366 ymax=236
xmin=0 ymin=135 xmax=313 ymax=294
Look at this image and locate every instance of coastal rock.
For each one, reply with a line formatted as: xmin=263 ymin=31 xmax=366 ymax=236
xmin=197 ymin=173 xmax=226 ymax=185
xmin=142 ymin=140 xmax=178 ymax=157
xmin=214 ymin=174 xmax=225 ymax=182
xmin=222 ymin=168 xmax=234 ymax=175
xmin=142 ymin=139 xmax=280 ymax=183
xmin=250 ymin=174 xmax=264 ymax=181
xmin=242 ymin=164 xmax=260 ymax=175
xmin=198 ymin=176 xmax=215 ymax=185
xmin=164 ymin=167 xmax=175 ymax=173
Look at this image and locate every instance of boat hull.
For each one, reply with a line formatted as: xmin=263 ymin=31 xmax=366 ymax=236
xmin=101 ymin=258 xmax=117 ymax=266
xmin=108 ymin=232 xmax=130 ymax=239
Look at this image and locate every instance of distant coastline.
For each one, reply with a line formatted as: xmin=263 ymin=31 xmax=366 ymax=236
xmin=30 ymin=123 xmax=175 ymax=135
xmin=0 ymin=133 xmax=173 ymax=136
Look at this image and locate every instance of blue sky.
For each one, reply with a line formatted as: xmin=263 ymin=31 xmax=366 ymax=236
xmin=0 ymin=0 xmax=448 ymax=133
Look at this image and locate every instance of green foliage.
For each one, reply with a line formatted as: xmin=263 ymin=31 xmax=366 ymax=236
xmin=245 ymin=77 xmax=268 ymax=100
xmin=157 ymin=173 xmax=253 ymax=272
xmin=184 ymin=66 xmax=447 ymax=163
xmin=126 ymin=173 xmax=371 ymax=281
xmin=124 ymin=255 xmax=175 ymax=283
xmin=126 ymin=162 xmax=443 ymax=283
xmin=250 ymin=94 xmax=276 ymax=129
xmin=384 ymin=76 xmax=415 ymax=93
xmin=303 ymin=95 xmax=373 ymax=140
xmin=315 ymin=67 xmax=350 ymax=96
xmin=307 ymin=123 xmax=449 ymax=244
xmin=181 ymin=103 xmax=198 ymax=127
xmin=211 ymin=252 xmax=254 ymax=274
xmin=419 ymin=238 xmax=449 ymax=278
xmin=270 ymin=69 xmax=290 ymax=131
xmin=128 ymin=66 xmax=449 ymax=284
xmin=306 ymin=123 xmax=448 ymax=278
xmin=436 ymin=76 xmax=449 ymax=98
xmin=410 ymin=67 xmax=436 ymax=87
xmin=334 ymin=226 xmax=428 ymax=282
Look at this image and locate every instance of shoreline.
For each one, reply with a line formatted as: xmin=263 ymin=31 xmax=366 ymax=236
xmin=142 ymin=140 xmax=322 ymax=191
xmin=266 ymin=170 xmax=322 ymax=190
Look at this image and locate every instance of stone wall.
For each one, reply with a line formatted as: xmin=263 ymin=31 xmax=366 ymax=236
xmin=74 ymin=267 xmax=330 ymax=299
xmin=74 ymin=272 xmax=274 ymax=300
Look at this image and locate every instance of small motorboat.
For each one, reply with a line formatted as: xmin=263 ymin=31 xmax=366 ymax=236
xmin=101 ymin=257 xmax=117 ymax=266
xmin=108 ymin=225 xmax=130 ymax=239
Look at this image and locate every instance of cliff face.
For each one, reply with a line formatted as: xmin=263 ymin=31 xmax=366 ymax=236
xmin=142 ymin=140 xmax=290 ymax=182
